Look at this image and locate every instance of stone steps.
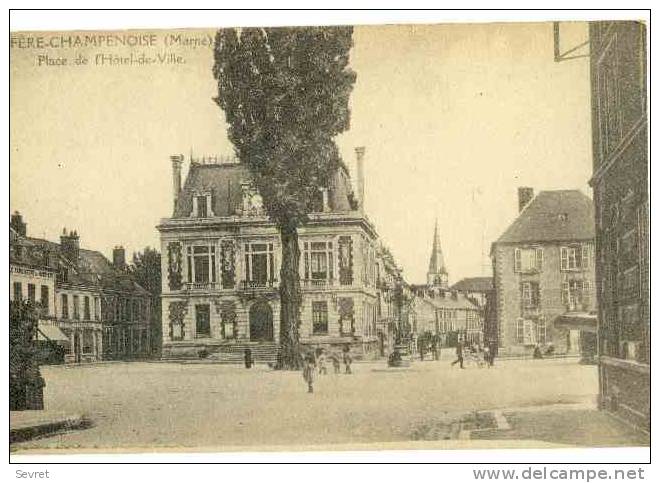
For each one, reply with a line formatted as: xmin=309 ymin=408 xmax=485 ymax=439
xmin=205 ymin=343 xmax=280 ymax=365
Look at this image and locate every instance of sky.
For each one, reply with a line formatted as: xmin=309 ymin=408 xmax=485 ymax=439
xmin=10 ymin=22 xmax=592 ymax=285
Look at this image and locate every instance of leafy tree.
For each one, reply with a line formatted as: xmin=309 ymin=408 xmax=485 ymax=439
xmin=129 ymin=247 xmax=162 ymax=355
xmin=10 ymin=300 xmax=43 ymax=410
xmin=213 ymin=27 xmax=356 ymax=369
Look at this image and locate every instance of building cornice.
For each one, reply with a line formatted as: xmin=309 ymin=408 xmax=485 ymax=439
xmin=157 ymin=212 xmax=379 ymax=239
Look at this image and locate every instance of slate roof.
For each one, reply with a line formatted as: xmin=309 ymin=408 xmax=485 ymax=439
xmin=450 ymin=277 xmax=494 ymax=293
xmin=10 ymin=231 xmax=148 ymax=296
xmin=173 ymin=161 xmax=355 ymax=218
xmin=494 ymin=190 xmax=595 ymax=245
xmin=415 ymin=293 xmax=479 ymax=311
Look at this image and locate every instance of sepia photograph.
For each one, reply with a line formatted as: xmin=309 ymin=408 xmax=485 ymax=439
xmin=7 ymin=10 xmax=650 ymax=467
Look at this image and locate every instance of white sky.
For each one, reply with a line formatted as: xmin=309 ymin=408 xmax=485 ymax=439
xmin=10 ymin=22 xmax=592 ymax=285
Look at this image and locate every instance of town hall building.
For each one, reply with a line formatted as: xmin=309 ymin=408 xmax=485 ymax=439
xmin=157 ymin=148 xmax=389 ymax=362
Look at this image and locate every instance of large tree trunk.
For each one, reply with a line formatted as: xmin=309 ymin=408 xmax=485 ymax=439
xmin=277 ymin=223 xmax=303 ymax=369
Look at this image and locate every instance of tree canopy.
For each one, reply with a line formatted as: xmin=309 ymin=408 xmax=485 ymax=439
xmin=213 ymin=26 xmax=356 ymax=230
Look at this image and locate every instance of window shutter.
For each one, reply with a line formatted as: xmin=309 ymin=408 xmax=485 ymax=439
xmin=561 ymin=282 xmax=569 ymax=305
xmin=514 ymin=248 xmax=521 ymax=272
xmin=581 ymin=244 xmax=590 ymax=269
xmin=583 ymin=280 xmax=591 ymax=306
xmin=532 ymin=282 xmax=540 ymax=307
xmin=560 ymin=247 xmax=568 ymax=270
xmin=536 ymin=248 xmax=544 ymax=271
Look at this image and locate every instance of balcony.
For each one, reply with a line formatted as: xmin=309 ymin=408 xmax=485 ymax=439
xmin=185 ymin=282 xmax=220 ymax=291
xmin=240 ymin=279 xmax=278 ymax=291
xmin=302 ymin=278 xmax=333 ymax=289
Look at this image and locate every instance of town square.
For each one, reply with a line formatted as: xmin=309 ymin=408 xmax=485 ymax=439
xmin=9 ymin=16 xmax=649 ymax=460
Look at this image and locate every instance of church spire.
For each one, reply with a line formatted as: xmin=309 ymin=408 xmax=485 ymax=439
xmin=427 ymin=219 xmax=448 ymax=288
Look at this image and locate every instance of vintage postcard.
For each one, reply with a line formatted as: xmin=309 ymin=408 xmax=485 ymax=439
xmin=9 ymin=17 xmax=649 ymax=459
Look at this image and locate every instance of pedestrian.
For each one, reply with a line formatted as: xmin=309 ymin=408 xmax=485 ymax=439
xmin=418 ymin=338 xmax=426 ymax=361
xmin=302 ymin=351 xmax=316 ymax=393
xmin=330 ymin=351 xmax=341 ymax=374
xmin=488 ymin=340 xmax=497 ymax=367
xmin=533 ymin=344 xmax=543 ymax=359
xmin=451 ymin=340 xmax=464 ymax=369
xmin=244 ymin=348 xmax=253 ymax=369
xmin=483 ymin=345 xmax=491 ymax=368
xmin=342 ymin=344 xmax=353 ymax=374
xmin=317 ymin=348 xmax=328 ymax=375
xmin=431 ymin=337 xmax=439 ymax=361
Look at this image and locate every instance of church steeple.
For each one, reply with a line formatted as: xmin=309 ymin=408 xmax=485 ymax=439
xmin=427 ymin=219 xmax=448 ymax=289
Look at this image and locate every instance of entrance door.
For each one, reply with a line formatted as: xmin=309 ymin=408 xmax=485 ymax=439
xmin=196 ymin=304 xmax=211 ymax=338
xmin=249 ymin=301 xmax=273 ymax=341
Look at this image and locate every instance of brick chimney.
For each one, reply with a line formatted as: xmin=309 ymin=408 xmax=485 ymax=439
xmin=355 ymin=146 xmax=366 ymax=213
xmin=518 ymin=187 xmax=534 ymax=212
xmin=113 ymin=246 xmax=126 ymax=270
xmin=171 ymin=154 xmax=184 ymax=211
xmin=60 ymin=228 xmax=80 ymax=264
xmin=10 ymin=211 xmax=26 ymax=236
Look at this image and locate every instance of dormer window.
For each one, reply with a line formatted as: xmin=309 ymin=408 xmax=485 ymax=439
xmin=191 ymin=192 xmax=213 ymax=218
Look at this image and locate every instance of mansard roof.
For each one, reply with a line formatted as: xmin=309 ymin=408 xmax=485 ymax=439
xmin=494 ymin=190 xmax=595 ymax=245
xmin=172 ymin=161 xmax=356 ymax=218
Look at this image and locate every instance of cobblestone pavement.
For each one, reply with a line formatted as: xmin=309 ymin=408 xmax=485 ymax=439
xmin=12 ymin=357 xmax=640 ymax=453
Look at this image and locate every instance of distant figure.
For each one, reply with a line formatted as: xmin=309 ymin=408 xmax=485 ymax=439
xmin=302 ymin=352 xmax=316 ymax=393
xmin=488 ymin=340 xmax=497 ymax=366
xmin=342 ymin=344 xmax=353 ymax=374
xmin=244 ymin=348 xmax=253 ymax=369
xmin=451 ymin=340 xmax=464 ymax=369
xmin=418 ymin=339 xmax=426 ymax=361
xmin=533 ymin=345 xmax=543 ymax=359
xmin=330 ymin=351 xmax=341 ymax=374
xmin=545 ymin=343 xmax=555 ymax=357
xmin=483 ymin=345 xmax=491 ymax=368
xmin=431 ymin=338 xmax=440 ymax=361
xmin=317 ymin=349 xmax=328 ymax=375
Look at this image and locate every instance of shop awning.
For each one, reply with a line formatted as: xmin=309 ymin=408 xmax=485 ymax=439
xmin=555 ymin=313 xmax=598 ymax=333
xmin=37 ymin=322 xmax=70 ymax=342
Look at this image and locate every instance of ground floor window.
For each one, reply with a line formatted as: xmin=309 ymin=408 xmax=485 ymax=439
xmin=312 ymin=301 xmax=328 ymax=334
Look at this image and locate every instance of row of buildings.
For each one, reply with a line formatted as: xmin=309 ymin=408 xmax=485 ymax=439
xmin=9 ymin=213 xmax=156 ymax=363
xmin=156 ymin=148 xmax=486 ymax=363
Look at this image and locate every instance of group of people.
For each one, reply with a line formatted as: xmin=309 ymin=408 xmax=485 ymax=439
xmin=450 ymin=340 xmax=497 ymax=369
xmin=417 ymin=337 xmax=442 ymax=361
xmin=302 ymin=345 xmax=353 ymax=393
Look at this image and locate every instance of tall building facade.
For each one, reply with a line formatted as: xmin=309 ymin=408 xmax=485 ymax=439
xmin=491 ymin=189 xmax=596 ymax=356
xmin=9 ymin=212 xmax=153 ymax=363
xmin=589 ymin=21 xmax=649 ymax=430
xmin=158 ymin=150 xmax=396 ymax=362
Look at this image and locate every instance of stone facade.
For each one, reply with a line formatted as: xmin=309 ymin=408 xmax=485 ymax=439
xmin=492 ymin=240 xmax=596 ymax=355
xmin=158 ymin=152 xmax=392 ymax=361
xmin=491 ymin=189 xmax=596 ymax=356
xmin=588 ymin=21 xmax=649 ymax=431
xmin=9 ymin=213 xmax=152 ymax=363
